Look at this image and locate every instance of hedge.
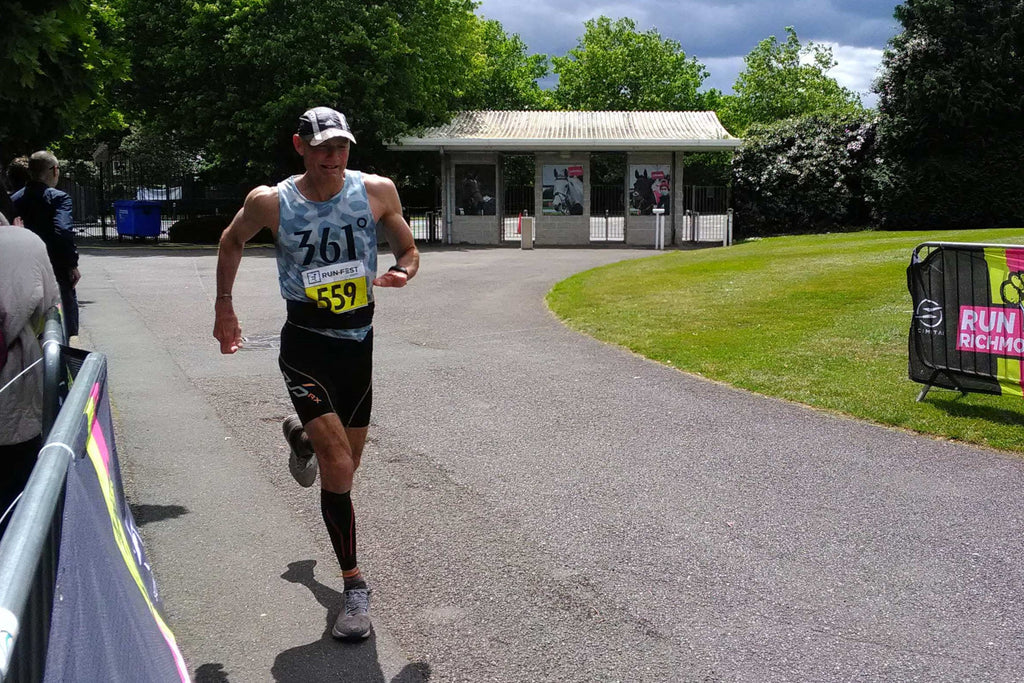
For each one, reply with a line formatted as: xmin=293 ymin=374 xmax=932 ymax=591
xmin=731 ymin=113 xmax=878 ymax=238
xmin=167 ymin=214 xmax=274 ymax=244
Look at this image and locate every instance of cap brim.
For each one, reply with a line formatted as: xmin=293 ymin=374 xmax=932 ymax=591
xmin=307 ymin=129 xmax=356 ymax=145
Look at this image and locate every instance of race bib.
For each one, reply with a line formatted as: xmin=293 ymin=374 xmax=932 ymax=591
xmin=302 ymin=260 xmax=369 ymax=314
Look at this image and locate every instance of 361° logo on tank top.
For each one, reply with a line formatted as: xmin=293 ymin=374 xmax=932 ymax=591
xmin=302 ymin=260 xmax=369 ymax=314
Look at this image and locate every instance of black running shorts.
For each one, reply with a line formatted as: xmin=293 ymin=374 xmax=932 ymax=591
xmin=278 ymin=322 xmax=373 ymax=428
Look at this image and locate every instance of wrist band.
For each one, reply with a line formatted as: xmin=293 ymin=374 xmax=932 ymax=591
xmin=388 ymin=265 xmax=409 ymax=275
xmin=217 ymin=294 xmax=232 ymax=300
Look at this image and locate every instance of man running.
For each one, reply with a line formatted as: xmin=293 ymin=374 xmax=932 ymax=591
xmin=213 ymin=106 xmax=419 ymax=640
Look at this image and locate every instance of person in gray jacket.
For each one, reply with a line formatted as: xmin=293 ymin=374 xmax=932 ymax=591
xmin=0 ymin=222 xmax=61 ymax=533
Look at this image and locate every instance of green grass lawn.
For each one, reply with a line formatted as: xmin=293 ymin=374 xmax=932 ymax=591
xmin=547 ymin=228 xmax=1024 ymax=454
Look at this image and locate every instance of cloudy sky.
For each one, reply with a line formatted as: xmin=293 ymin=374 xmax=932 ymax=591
xmin=474 ymin=0 xmax=903 ymax=108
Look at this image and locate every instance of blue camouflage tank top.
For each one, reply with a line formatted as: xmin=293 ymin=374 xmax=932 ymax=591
xmin=275 ymin=172 xmax=378 ymax=340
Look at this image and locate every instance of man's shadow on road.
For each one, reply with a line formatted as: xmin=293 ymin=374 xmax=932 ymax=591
xmin=270 ymin=560 xmax=430 ymax=683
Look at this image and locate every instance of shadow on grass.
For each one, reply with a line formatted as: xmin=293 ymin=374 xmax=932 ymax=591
xmin=929 ymin=396 xmax=1024 ymax=428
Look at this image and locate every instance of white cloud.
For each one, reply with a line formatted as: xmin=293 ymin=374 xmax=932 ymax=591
xmin=805 ymin=43 xmax=884 ymax=108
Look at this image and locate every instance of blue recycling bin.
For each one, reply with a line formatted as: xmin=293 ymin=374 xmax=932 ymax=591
xmin=113 ymin=200 xmax=161 ymax=238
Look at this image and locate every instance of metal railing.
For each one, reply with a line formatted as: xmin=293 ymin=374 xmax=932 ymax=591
xmin=682 ymin=209 xmax=734 ymax=246
xmin=0 ymin=347 xmax=102 ymax=682
xmin=403 ymin=209 xmax=442 ymax=243
xmin=41 ymin=309 xmax=66 ymax=437
xmin=908 ymin=241 xmax=1024 ymax=401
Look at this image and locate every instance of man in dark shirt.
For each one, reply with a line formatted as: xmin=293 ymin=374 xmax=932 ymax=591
xmin=11 ymin=151 xmax=80 ymax=337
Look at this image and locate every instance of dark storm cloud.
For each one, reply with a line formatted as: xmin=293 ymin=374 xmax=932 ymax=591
xmin=474 ymin=0 xmax=901 ymax=103
xmin=476 ymin=0 xmax=899 ymax=59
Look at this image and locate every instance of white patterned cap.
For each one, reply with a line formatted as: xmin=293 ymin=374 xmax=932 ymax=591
xmin=297 ymin=107 xmax=356 ymax=145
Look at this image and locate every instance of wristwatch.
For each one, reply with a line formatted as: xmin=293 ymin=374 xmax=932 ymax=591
xmin=388 ymin=265 xmax=409 ymax=275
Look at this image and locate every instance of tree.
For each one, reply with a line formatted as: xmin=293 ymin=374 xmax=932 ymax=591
xmin=874 ymin=0 xmax=1024 ymax=228
xmin=117 ymin=123 xmax=201 ymax=181
xmin=461 ymin=19 xmax=550 ymax=110
xmin=0 ymin=0 xmax=128 ymax=159
xmin=119 ymin=0 xmax=491 ymax=181
xmin=732 ymin=113 xmax=879 ymax=236
xmin=720 ymin=27 xmax=864 ymax=135
xmin=551 ymin=17 xmax=711 ymax=111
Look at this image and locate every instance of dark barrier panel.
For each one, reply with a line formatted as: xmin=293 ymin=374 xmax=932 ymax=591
xmin=0 ymin=352 xmax=189 ymax=682
xmin=42 ymin=356 xmax=189 ymax=682
xmin=908 ymin=241 xmax=1024 ymax=400
xmin=0 ymin=351 xmax=92 ymax=683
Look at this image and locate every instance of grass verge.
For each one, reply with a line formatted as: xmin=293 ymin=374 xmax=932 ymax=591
xmin=547 ymin=228 xmax=1024 ymax=453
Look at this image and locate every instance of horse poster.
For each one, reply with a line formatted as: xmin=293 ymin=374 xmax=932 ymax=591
xmin=542 ymin=165 xmax=584 ymax=215
xmin=629 ymin=165 xmax=671 ymax=215
xmin=455 ymin=165 xmax=497 ymax=215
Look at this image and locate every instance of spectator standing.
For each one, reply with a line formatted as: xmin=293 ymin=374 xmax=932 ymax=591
xmin=0 ymin=153 xmax=18 ymax=223
xmin=7 ymin=156 xmax=30 ymax=194
xmin=0 ymin=224 xmax=61 ymax=533
xmin=0 ymin=171 xmax=14 ymax=224
xmin=11 ymin=151 xmax=80 ymax=337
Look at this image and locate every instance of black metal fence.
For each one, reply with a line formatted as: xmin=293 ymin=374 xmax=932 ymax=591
xmin=55 ymin=150 xmax=729 ymax=247
xmin=403 ymin=208 xmax=442 ymax=242
xmin=591 ymin=184 xmax=626 ymax=216
xmin=58 ymin=153 xmax=245 ymax=241
xmin=59 ymin=154 xmax=447 ymax=244
xmin=502 ymin=185 xmax=534 ymax=241
xmin=590 ymin=185 xmax=626 ymax=242
xmin=679 ymin=186 xmax=732 ymax=244
xmin=685 ymin=185 xmax=729 ymax=215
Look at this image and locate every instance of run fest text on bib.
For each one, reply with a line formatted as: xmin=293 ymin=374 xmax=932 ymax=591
xmin=302 ymin=260 xmax=368 ymax=314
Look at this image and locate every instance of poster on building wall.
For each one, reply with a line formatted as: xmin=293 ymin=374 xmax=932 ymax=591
xmin=629 ymin=165 xmax=671 ymax=215
xmin=541 ymin=165 xmax=584 ymax=215
xmin=454 ymin=165 xmax=496 ymax=215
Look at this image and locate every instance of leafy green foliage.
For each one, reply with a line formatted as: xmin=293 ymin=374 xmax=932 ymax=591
xmin=551 ymin=17 xmax=711 ymax=111
xmin=118 ymin=124 xmax=201 ymax=180
xmin=732 ymin=113 xmax=879 ymax=236
xmin=874 ymin=0 xmax=1024 ymax=228
xmin=719 ymin=27 xmax=864 ymax=136
xmin=462 ymin=19 xmax=551 ymax=110
xmin=167 ymin=214 xmax=272 ymax=244
xmin=0 ymin=0 xmax=129 ymax=158
xmin=119 ymin=0 xmax=495 ymax=181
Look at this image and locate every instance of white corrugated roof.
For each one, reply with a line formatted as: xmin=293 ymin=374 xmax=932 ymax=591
xmin=390 ymin=110 xmax=742 ymax=152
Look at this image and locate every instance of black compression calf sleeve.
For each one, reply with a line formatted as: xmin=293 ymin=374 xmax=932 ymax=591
xmin=320 ymin=489 xmax=357 ymax=572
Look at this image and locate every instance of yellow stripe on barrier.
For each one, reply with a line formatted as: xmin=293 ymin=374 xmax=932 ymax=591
xmin=985 ymin=249 xmax=1010 ymax=305
xmin=83 ymin=384 xmax=191 ymax=681
xmin=997 ymin=358 xmax=1024 ymax=397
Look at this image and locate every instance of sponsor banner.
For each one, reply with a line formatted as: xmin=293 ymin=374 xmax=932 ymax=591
xmin=44 ymin=368 xmax=189 ymax=682
xmin=908 ymin=243 xmax=1024 ymax=396
xmin=956 ymin=307 xmax=1024 ymax=356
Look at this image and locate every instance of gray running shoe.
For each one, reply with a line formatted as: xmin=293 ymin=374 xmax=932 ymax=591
xmin=282 ymin=415 xmax=317 ymax=487
xmin=332 ymin=587 xmax=372 ymax=640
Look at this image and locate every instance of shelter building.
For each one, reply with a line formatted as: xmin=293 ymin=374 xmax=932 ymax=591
xmin=388 ymin=110 xmax=742 ymax=247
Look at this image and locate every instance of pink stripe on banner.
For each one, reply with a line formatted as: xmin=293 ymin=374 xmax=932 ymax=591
xmin=1007 ymin=249 xmax=1024 ymax=272
xmin=91 ymin=416 xmax=111 ymax=473
xmin=88 ymin=383 xmax=113 ymax=476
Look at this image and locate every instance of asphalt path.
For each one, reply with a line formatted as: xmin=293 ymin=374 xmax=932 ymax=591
xmin=74 ymin=243 xmax=1024 ymax=682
